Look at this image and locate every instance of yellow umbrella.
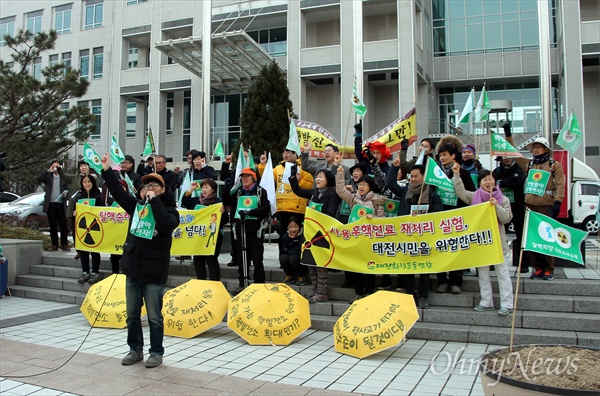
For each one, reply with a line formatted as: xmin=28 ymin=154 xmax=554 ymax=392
xmin=334 ymin=291 xmax=419 ymax=359
xmin=80 ymin=274 xmax=145 ymax=328
xmin=162 ymin=279 xmax=230 ymax=338
xmin=227 ymin=283 xmax=310 ymax=345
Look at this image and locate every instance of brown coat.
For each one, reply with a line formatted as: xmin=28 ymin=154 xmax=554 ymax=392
xmin=505 ymin=135 xmax=565 ymax=206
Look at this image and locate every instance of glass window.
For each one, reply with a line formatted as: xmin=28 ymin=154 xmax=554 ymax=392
xmin=49 ymin=54 xmax=59 ymax=67
xmin=465 ymin=0 xmax=482 ymax=17
xmin=93 ymin=47 xmax=103 ymax=79
xmin=581 ymin=184 xmax=600 ymax=196
xmin=62 ymin=52 xmax=71 ymax=68
xmin=483 ymin=0 xmax=500 ymax=15
xmin=521 ymin=19 xmax=538 ymax=47
xmin=128 ymin=46 xmax=138 ymax=68
xmin=166 ymin=93 xmax=174 ymax=135
xmin=79 ymin=50 xmax=90 ymax=79
xmin=502 ymin=1 xmax=519 ymax=13
xmin=0 ymin=18 xmax=15 ymax=45
xmin=127 ymin=0 xmax=148 ymax=4
xmin=467 ymin=24 xmax=484 ymax=52
xmin=54 ymin=8 xmax=71 ymax=34
xmin=26 ymin=13 xmax=43 ymax=34
xmin=84 ymin=2 xmax=103 ymax=30
xmin=91 ymin=103 xmax=101 ymax=139
xmin=448 ymin=1 xmax=465 ymax=19
xmin=502 ymin=20 xmax=520 ymax=48
xmin=182 ymin=91 xmax=191 ymax=157
xmin=32 ymin=57 xmax=42 ymax=80
xmin=126 ymin=102 xmax=136 ymax=138
xmin=449 ymin=25 xmax=466 ymax=54
xmin=484 ymin=21 xmax=501 ymax=51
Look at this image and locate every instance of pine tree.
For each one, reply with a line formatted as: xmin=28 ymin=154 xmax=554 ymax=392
xmin=240 ymin=62 xmax=294 ymax=163
xmin=0 ymin=30 xmax=94 ymax=194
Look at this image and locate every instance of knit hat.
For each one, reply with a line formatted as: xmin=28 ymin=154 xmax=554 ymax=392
xmin=462 ymin=144 xmax=476 ymax=156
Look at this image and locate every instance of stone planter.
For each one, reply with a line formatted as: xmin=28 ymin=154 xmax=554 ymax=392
xmin=478 ymin=344 xmax=599 ymax=396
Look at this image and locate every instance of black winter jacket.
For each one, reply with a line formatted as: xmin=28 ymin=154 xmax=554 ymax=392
xmin=288 ymin=176 xmax=340 ymax=218
xmin=102 ymin=168 xmax=179 ymax=284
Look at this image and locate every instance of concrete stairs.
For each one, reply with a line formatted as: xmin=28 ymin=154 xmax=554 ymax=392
xmin=10 ymin=253 xmax=600 ymax=348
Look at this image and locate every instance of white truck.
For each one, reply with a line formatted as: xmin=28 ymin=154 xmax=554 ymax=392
xmin=566 ymin=156 xmax=599 ymax=233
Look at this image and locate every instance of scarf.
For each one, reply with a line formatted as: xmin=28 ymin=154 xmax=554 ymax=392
xmin=472 ymin=186 xmax=504 ymax=206
xmin=406 ymin=183 xmax=429 ymax=204
xmin=532 ymin=152 xmax=550 ymax=164
xmin=473 ymin=186 xmax=505 ymax=233
xmin=317 ymin=187 xmax=327 ymax=200
xmin=199 ymin=192 xmax=217 ymax=206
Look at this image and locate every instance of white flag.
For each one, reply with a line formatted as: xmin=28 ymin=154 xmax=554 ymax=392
xmin=458 ymin=88 xmax=475 ymax=124
xmin=259 ymin=153 xmax=277 ymax=215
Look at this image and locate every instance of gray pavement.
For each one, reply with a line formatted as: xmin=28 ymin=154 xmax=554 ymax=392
xmin=0 ymin=296 xmax=496 ymax=396
xmin=1 ymin=237 xmax=598 ymax=395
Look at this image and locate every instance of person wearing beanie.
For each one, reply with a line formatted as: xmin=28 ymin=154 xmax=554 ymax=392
xmin=461 ymin=144 xmax=483 ymax=175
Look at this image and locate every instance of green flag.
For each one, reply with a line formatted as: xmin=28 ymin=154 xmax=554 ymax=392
xmin=351 ymin=84 xmax=367 ymax=117
xmin=524 ymin=169 xmax=551 ymax=197
xmin=474 ymin=85 xmax=491 ymax=122
xmin=424 ymin=157 xmax=454 ymax=190
xmin=246 ymin=147 xmax=256 ymax=170
xmin=213 ymin=139 xmax=225 ymax=158
xmin=110 ymin=135 xmax=126 ymax=164
xmin=556 ymin=111 xmax=582 ymax=153
xmin=490 ymin=134 xmax=523 ymax=158
xmin=142 ymin=128 xmax=155 ymax=157
xmin=458 ymin=88 xmax=475 ymax=124
xmin=230 ymin=144 xmax=246 ymax=194
xmin=286 ymin=118 xmax=301 ymax=155
xmin=523 ymin=209 xmax=587 ymax=265
xmin=83 ymin=143 xmax=103 ymax=174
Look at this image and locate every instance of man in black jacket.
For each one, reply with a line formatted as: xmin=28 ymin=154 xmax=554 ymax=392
xmin=101 ymin=154 xmax=179 ymax=369
xmin=36 ymin=161 xmax=73 ymax=251
xmin=493 ymin=156 xmax=529 ymax=273
xmin=120 ymin=154 xmax=143 ymax=193
xmin=435 ymin=144 xmax=476 ymax=294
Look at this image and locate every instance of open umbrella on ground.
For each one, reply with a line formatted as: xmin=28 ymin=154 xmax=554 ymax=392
xmin=334 ymin=291 xmax=419 ymax=359
xmin=162 ymin=279 xmax=230 ymax=338
xmin=80 ymin=274 xmax=145 ymax=328
xmin=227 ymin=283 xmax=310 ymax=345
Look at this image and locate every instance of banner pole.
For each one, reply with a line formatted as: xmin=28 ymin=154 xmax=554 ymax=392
xmin=510 ymin=208 xmax=530 ymax=352
xmin=342 ymin=105 xmax=354 ymax=159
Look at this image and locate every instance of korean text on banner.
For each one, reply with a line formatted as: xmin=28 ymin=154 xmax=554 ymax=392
xmin=301 ymin=203 xmax=504 ymax=274
xmin=75 ymin=203 xmax=222 ymax=256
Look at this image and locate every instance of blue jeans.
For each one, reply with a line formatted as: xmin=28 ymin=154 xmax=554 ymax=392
xmin=126 ymin=278 xmax=165 ymax=356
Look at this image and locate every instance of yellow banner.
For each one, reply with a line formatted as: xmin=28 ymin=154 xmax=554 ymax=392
xmin=295 ymin=120 xmax=354 ymax=158
xmin=301 ymin=203 xmax=504 ymax=274
xmin=364 ymin=108 xmax=417 ymax=153
xmin=75 ymin=203 xmax=223 ymax=255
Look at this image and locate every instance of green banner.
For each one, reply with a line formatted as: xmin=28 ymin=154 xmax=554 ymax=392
xmin=384 ymin=199 xmax=400 ymax=217
xmin=308 ymin=201 xmax=323 ymax=212
xmin=82 ymin=143 xmax=103 ymax=174
xmin=556 ymin=112 xmax=582 ymax=154
xmin=501 ymin=188 xmax=515 ymax=203
xmin=130 ymin=203 xmax=156 ymax=240
xmin=524 ymin=170 xmax=550 ymax=197
xmin=523 ymin=210 xmax=587 ymax=265
xmin=235 ymin=195 xmax=258 ymax=220
xmin=348 ymin=204 xmax=373 ymax=223
xmin=437 ymin=188 xmax=458 ymax=206
xmin=424 ymin=157 xmax=454 ymax=190
xmin=490 ymin=133 xmax=523 ymax=157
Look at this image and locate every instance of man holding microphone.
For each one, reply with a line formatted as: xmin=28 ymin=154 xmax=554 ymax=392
xmin=100 ymin=153 xmax=179 ymax=368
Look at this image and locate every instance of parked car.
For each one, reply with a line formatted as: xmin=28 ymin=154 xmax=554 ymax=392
xmin=0 ymin=192 xmax=47 ymax=229
xmin=0 ymin=192 xmax=20 ymax=203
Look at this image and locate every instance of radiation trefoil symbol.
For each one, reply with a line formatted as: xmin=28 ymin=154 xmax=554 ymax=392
xmin=537 ymin=221 xmax=572 ymax=249
xmin=77 ymin=213 xmax=104 ymax=248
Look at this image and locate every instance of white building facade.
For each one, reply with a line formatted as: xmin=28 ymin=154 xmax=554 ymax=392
xmin=1 ymin=0 xmax=598 ymax=170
